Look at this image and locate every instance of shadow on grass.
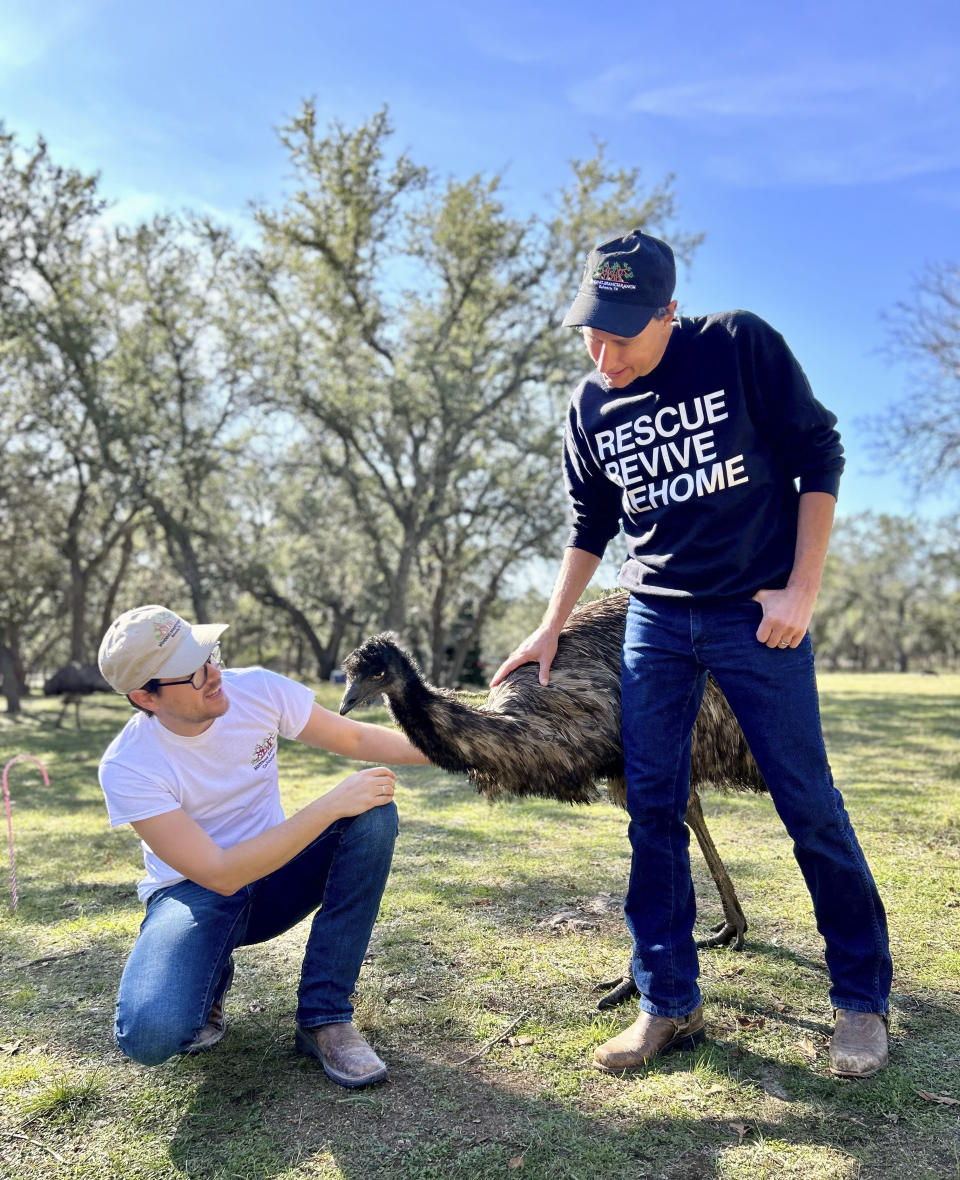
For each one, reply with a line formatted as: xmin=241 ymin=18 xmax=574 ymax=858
xmin=164 ymin=1049 xmax=679 ymax=1179
xmin=0 ymin=930 xmax=128 ymax=1061
xmin=153 ymin=1020 xmax=960 ymax=1180
xmin=388 ymin=805 xmax=772 ymax=938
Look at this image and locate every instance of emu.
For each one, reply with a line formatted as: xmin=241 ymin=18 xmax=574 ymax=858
xmin=339 ymin=592 xmax=767 ymax=1008
xmin=43 ymin=662 xmax=112 ymax=728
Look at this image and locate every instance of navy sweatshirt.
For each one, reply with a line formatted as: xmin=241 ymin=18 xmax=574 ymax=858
xmin=563 ymin=311 xmax=844 ymax=600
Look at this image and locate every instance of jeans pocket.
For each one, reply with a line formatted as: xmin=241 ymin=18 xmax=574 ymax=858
xmin=721 ymin=598 xmax=764 ymax=634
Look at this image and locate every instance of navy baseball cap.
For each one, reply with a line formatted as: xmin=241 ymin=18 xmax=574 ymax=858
xmin=562 ymin=229 xmax=676 ymax=336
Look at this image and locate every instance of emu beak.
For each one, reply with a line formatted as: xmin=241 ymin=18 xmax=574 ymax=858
xmin=338 ymin=683 xmax=364 ymax=715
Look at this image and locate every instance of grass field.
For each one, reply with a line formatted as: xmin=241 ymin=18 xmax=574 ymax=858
xmin=0 ymin=673 xmax=958 ymax=1179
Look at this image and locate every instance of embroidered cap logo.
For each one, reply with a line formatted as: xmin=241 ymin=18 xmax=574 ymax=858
xmin=592 ymin=261 xmax=634 ymax=285
xmin=151 ymin=613 xmax=182 ymax=648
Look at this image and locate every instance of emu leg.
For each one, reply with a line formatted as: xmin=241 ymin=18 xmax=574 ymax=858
xmin=594 ymin=788 xmax=749 ymax=1009
xmin=686 ymin=788 xmax=748 ymax=950
xmin=595 ymin=971 xmax=638 ymax=1010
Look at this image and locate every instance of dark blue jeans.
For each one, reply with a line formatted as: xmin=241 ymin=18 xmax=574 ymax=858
xmin=621 ymin=595 xmax=891 ymax=1019
xmin=115 ymin=803 xmax=398 ymax=1065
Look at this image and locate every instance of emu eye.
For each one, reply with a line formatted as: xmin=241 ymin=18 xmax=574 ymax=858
xmin=371 ymin=671 xmax=385 ymax=680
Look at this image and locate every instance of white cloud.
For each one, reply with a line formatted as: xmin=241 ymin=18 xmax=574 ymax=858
xmin=98 ymin=190 xmax=174 ymax=228
xmin=569 ymin=47 xmax=960 ymax=188
xmin=461 ymin=8 xmax=576 ymax=67
xmin=573 ymin=47 xmax=958 ymax=122
xmin=911 ymin=182 xmax=960 ymax=211
xmin=703 ymin=121 xmax=960 ymax=188
xmin=625 ymin=58 xmax=951 ymax=119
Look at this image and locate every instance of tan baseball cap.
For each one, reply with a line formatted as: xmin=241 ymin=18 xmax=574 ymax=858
xmin=98 ymin=605 xmax=229 ymax=695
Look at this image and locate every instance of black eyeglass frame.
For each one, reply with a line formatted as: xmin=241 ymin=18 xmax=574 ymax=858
xmin=142 ymin=642 xmax=223 ymax=693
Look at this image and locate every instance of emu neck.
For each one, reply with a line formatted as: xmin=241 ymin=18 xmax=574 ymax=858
xmin=383 ymin=666 xmax=517 ymax=776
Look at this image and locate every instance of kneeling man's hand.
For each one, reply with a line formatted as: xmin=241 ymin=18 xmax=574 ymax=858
xmin=329 ymin=766 xmax=397 ymax=816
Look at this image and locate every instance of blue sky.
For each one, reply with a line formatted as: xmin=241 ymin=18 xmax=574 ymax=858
xmin=2 ymin=0 xmax=958 ymax=520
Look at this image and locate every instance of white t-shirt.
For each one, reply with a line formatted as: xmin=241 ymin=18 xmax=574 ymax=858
xmin=99 ymin=666 xmax=315 ymax=902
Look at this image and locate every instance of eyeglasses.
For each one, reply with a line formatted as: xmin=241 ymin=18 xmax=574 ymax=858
xmin=156 ymin=643 xmax=223 ymax=691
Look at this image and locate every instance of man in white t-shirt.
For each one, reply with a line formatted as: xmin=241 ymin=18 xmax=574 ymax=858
xmin=97 ymin=604 xmax=429 ymax=1089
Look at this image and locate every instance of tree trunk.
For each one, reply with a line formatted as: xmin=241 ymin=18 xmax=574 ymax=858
xmin=150 ymin=499 xmax=209 ymax=621
xmin=246 ymin=585 xmax=340 ymax=680
xmin=98 ymin=524 xmax=137 ymax=640
xmin=444 ymin=563 xmax=510 ymax=686
xmin=381 ymin=515 xmax=420 ymax=633
xmin=0 ymin=643 xmax=21 ymax=715
xmin=63 ymin=494 xmax=89 ymax=663
xmin=319 ymin=612 xmax=352 ymax=680
xmin=428 ymin=564 xmax=449 ymax=684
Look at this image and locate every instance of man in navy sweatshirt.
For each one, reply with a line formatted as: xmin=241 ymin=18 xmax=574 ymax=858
xmin=491 ymin=229 xmax=891 ymax=1078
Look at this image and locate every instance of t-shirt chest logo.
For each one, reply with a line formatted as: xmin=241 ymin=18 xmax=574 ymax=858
xmin=250 ymin=732 xmax=278 ymax=771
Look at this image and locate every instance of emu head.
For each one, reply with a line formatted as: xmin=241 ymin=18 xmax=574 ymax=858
xmin=339 ymin=633 xmax=418 ymax=715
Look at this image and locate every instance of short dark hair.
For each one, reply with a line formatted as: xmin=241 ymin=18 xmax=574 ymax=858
xmin=127 ymin=679 xmax=161 ymax=717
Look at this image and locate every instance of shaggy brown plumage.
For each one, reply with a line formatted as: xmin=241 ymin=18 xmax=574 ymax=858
xmin=340 ymin=591 xmax=767 ymax=1003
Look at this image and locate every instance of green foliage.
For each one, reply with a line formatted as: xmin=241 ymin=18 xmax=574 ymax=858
xmin=3 ymin=109 xmax=958 ymax=696
xmin=244 ymin=101 xmax=699 ymax=683
xmin=0 ymin=108 xmax=698 ymax=688
xmin=812 ymin=511 xmax=960 ymax=670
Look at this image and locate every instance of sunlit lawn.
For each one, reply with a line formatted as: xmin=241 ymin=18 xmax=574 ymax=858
xmin=0 ymin=672 xmax=958 ymax=1179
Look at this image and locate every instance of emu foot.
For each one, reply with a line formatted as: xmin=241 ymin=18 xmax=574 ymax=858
xmin=595 ymin=911 xmax=749 ymax=1012
xmin=697 ymin=918 xmax=748 ymax=951
xmin=594 ymin=971 xmax=638 ymax=1010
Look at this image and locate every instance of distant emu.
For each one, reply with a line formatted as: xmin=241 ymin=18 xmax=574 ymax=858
xmin=43 ymin=662 xmax=111 ymax=728
xmin=340 ymin=592 xmax=767 ymax=1007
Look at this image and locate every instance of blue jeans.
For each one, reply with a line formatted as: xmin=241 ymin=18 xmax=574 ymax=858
xmin=115 ymin=803 xmax=397 ymax=1065
xmin=621 ymin=595 xmax=891 ymax=1019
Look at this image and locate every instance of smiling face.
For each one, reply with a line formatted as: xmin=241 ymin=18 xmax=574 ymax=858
xmin=129 ymin=660 xmax=230 ymax=736
xmin=580 ymin=302 xmax=677 ymax=388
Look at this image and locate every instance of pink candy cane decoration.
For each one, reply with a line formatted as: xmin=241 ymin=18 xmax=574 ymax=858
xmin=3 ymin=754 xmax=49 ymax=911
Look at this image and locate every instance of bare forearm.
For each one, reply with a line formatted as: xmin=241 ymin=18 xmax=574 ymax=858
xmin=351 ymin=721 xmax=431 ymax=764
xmin=788 ymin=491 xmax=836 ymax=601
xmin=132 ymin=767 xmax=398 ymax=897
xmin=752 ymin=491 xmax=836 ymax=647
xmin=205 ymin=795 xmax=345 ymax=894
xmin=490 ymin=547 xmax=601 ymax=687
xmin=542 ymin=547 xmax=602 ymax=634
xmin=295 ymin=703 xmax=429 ymax=763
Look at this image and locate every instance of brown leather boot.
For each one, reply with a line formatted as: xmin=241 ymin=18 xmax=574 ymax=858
xmin=183 ymin=957 xmax=234 ymax=1054
xmin=183 ymin=996 xmax=227 ymax=1054
xmin=594 ymin=1005 xmax=706 ymax=1072
xmin=296 ymin=1022 xmax=387 ymax=1088
xmin=829 ymin=1009 xmax=888 ymax=1077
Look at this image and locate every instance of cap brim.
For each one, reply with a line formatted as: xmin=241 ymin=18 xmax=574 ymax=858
xmin=562 ymin=292 xmax=657 ymax=337
xmin=153 ymin=622 xmax=229 ymax=680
